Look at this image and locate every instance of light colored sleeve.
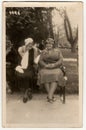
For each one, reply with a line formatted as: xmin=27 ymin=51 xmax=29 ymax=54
xmin=38 ymin=51 xmax=47 ymax=68
xmin=18 ymin=46 xmax=25 ymax=57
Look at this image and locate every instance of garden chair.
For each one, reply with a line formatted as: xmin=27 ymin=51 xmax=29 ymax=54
xmin=59 ymin=65 xmax=67 ymax=104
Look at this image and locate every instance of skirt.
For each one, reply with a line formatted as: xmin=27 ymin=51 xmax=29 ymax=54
xmin=38 ymin=68 xmax=66 ymax=86
xmin=15 ymin=67 xmax=35 ymax=89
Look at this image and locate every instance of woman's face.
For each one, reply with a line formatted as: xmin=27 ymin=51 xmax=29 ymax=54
xmin=46 ymin=43 xmax=53 ymax=50
xmin=26 ymin=42 xmax=34 ymax=50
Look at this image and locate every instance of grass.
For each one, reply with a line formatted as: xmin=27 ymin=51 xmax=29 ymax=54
xmin=63 ymin=61 xmax=78 ymax=94
xmin=59 ymin=49 xmax=78 ymax=94
xmin=60 ymin=48 xmax=78 ymax=59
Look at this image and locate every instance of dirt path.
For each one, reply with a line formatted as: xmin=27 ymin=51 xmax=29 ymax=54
xmin=6 ymin=93 xmax=81 ymax=128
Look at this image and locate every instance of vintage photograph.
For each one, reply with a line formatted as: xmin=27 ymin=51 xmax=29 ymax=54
xmin=3 ymin=2 xmax=83 ymax=128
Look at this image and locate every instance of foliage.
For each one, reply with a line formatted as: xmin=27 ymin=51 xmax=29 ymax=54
xmin=6 ymin=7 xmax=54 ymax=48
xmin=64 ymin=61 xmax=78 ymax=94
xmin=55 ymin=8 xmax=78 ymax=52
xmin=64 ymin=10 xmax=78 ymax=52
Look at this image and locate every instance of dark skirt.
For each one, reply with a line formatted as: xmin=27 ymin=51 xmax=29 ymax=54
xmin=15 ymin=67 xmax=35 ymax=89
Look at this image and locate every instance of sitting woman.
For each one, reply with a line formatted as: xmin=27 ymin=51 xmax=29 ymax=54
xmin=38 ymin=38 xmax=65 ymax=103
xmin=15 ymin=38 xmax=40 ymax=103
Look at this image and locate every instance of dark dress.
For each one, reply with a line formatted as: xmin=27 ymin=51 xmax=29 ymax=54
xmin=16 ymin=48 xmax=35 ymax=90
xmin=6 ymin=47 xmax=18 ymax=91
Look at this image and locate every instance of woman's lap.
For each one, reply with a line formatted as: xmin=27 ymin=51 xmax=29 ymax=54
xmin=38 ymin=68 xmax=65 ymax=86
xmin=15 ymin=69 xmax=35 ymax=89
xmin=40 ymin=68 xmax=62 ymax=75
xmin=16 ymin=69 xmax=34 ymax=78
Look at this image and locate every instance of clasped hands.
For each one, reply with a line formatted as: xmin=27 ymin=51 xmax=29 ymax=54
xmin=45 ymin=63 xmax=55 ymax=69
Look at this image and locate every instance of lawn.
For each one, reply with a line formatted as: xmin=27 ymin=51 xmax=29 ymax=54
xmin=64 ymin=61 xmax=78 ymax=94
xmin=60 ymin=48 xmax=78 ymax=59
xmin=52 ymin=48 xmax=78 ymax=94
xmin=59 ymin=48 xmax=79 ymax=94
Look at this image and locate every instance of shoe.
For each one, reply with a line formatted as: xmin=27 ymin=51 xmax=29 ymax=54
xmin=23 ymin=97 xmax=28 ymax=103
xmin=47 ymin=98 xmax=53 ymax=103
xmin=47 ymin=96 xmax=53 ymax=103
xmin=27 ymin=89 xmax=32 ymax=100
xmin=52 ymin=96 xmax=57 ymax=102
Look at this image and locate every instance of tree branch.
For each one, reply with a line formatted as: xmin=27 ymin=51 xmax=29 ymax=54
xmin=73 ymin=26 xmax=78 ymax=43
xmin=64 ymin=10 xmax=73 ymax=42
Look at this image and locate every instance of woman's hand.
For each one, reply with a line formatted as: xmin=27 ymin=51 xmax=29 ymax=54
xmin=45 ymin=64 xmax=55 ymax=69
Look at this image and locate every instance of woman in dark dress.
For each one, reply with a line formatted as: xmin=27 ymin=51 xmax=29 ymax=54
xmin=6 ymin=43 xmax=19 ymax=94
xmin=38 ymin=38 xmax=65 ymax=103
xmin=15 ymin=38 xmax=40 ymax=103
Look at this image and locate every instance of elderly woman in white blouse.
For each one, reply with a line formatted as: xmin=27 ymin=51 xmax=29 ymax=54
xmin=15 ymin=38 xmax=40 ymax=103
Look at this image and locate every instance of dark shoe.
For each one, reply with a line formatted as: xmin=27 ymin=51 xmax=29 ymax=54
xmin=48 ymin=99 xmax=53 ymax=103
xmin=52 ymin=96 xmax=57 ymax=102
xmin=23 ymin=89 xmax=30 ymax=103
xmin=27 ymin=88 xmax=32 ymax=100
xmin=47 ymin=97 xmax=53 ymax=103
xmin=23 ymin=97 xmax=28 ymax=103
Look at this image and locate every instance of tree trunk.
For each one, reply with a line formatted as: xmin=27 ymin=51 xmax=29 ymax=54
xmin=71 ymin=42 xmax=76 ymax=52
xmin=47 ymin=10 xmax=54 ymax=38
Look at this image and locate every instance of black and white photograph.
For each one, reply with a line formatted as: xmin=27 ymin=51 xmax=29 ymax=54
xmin=2 ymin=1 xmax=83 ymax=128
